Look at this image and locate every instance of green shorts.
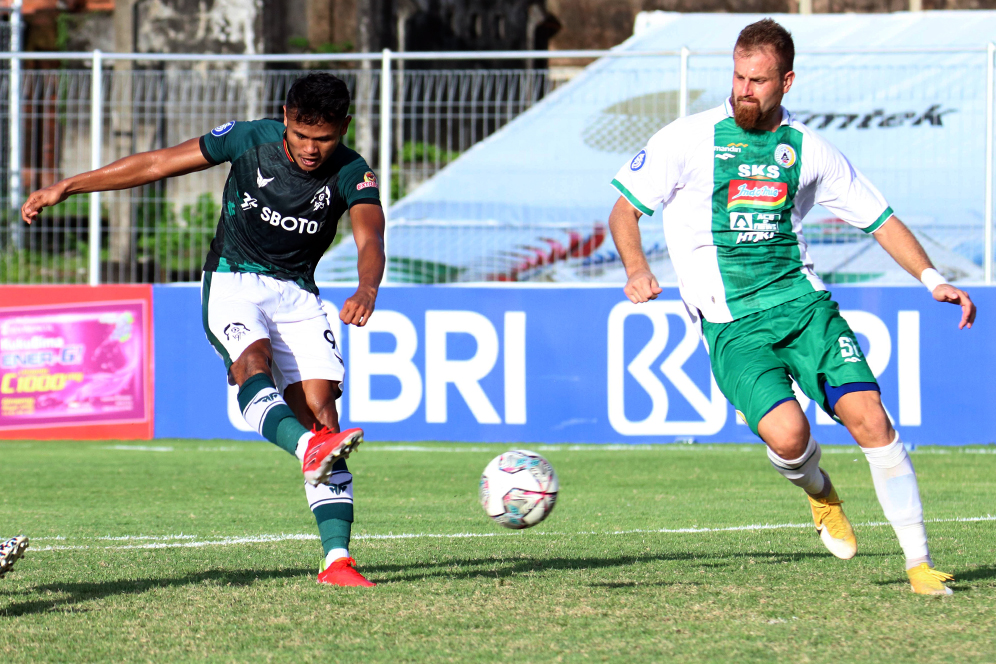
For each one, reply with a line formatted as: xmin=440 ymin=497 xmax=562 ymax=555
xmin=701 ymin=291 xmax=877 ymax=436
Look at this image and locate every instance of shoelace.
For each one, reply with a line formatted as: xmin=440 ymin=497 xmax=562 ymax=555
xmin=912 ymin=564 xmax=954 ymax=583
xmin=330 ymin=556 xmax=358 ymax=569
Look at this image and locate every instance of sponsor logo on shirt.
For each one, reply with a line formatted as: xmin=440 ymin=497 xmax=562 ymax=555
xmin=774 ymin=144 xmax=796 ymax=168
xmin=241 ymin=192 xmax=258 ymax=210
xmin=630 ymin=150 xmax=646 ymax=171
xmin=257 ymin=168 xmax=274 ymax=188
xmin=736 ymin=164 xmax=781 ymax=179
xmin=730 ymin=212 xmax=781 ymax=244
xmin=715 ymin=153 xmax=736 ymax=160
xmin=356 ymin=171 xmax=378 ymax=191
xmin=727 ymin=180 xmax=788 ymax=210
xmin=211 ymin=121 xmax=235 ymax=137
xmin=714 ymin=143 xmax=745 ymax=153
xmin=260 ymin=207 xmax=322 ymax=234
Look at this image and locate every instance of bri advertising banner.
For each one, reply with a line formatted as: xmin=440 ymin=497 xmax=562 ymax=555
xmin=155 ymin=284 xmax=994 ymax=446
xmin=0 ymin=286 xmax=154 ymax=440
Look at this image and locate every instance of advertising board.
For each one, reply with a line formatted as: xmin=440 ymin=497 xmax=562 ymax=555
xmin=0 ymin=286 xmax=153 ymax=440
xmin=154 ymin=284 xmax=992 ymax=446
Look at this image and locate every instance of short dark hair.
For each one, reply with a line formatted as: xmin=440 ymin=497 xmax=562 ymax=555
xmin=285 ymin=73 xmax=351 ymax=125
xmin=734 ymin=19 xmax=794 ymax=75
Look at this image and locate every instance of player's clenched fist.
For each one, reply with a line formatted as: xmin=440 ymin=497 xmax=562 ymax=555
xmin=21 ymin=183 xmax=69 ymax=224
xmin=339 ymin=286 xmax=377 ymax=327
xmin=624 ymin=269 xmax=662 ymax=304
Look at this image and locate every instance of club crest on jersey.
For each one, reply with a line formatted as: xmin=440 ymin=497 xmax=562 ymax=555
xmin=630 ymin=150 xmax=647 ymax=171
xmin=311 ymin=185 xmax=331 ymax=211
xmin=211 ymin=121 xmax=235 ymax=137
xmin=356 ymin=171 xmax=378 ymax=191
xmin=774 ymin=143 xmax=797 ymax=168
xmin=224 ymin=322 xmax=249 ymax=341
xmin=727 ymin=180 xmax=788 ymax=210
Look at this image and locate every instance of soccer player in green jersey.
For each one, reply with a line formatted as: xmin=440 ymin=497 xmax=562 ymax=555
xmin=22 ymin=73 xmax=384 ymax=587
xmin=609 ymin=20 xmax=976 ymax=595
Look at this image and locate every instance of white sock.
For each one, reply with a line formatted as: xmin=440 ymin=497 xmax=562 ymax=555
xmin=294 ymin=431 xmax=313 ymax=462
xmin=325 ymin=548 xmax=349 ymax=567
xmin=767 ymin=436 xmax=826 ymax=496
xmin=862 ymin=433 xmax=931 ymax=569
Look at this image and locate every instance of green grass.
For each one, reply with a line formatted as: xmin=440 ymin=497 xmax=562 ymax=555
xmin=2 ymin=441 xmax=995 ymax=663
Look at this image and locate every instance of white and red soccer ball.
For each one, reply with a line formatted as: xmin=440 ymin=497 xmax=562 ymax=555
xmin=479 ymin=450 xmax=559 ymax=529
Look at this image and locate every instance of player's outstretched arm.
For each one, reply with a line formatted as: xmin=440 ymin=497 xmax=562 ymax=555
xmin=609 ymin=195 xmax=661 ymax=304
xmin=20 ymin=138 xmax=212 ymax=224
xmin=873 ymin=215 xmax=976 ymax=329
xmin=339 ymin=203 xmax=385 ymax=327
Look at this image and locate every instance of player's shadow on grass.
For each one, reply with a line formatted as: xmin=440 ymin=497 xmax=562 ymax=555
xmin=366 ymin=551 xmax=838 ymax=584
xmin=0 ymin=567 xmax=313 ymax=618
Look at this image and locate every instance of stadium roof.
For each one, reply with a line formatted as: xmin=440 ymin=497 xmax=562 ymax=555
xmin=319 ymin=11 xmax=994 ymax=284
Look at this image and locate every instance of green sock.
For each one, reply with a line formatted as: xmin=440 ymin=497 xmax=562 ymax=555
xmin=237 ymin=373 xmax=310 ymax=456
xmin=314 ymin=458 xmax=353 ymax=555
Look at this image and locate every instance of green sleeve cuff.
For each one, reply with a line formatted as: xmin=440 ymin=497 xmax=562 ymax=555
xmin=611 ymin=179 xmax=654 ymax=216
xmin=864 ymin=206 xmax=894 ymax=234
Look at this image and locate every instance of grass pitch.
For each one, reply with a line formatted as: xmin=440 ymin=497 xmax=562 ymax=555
xmin=1 ymin=440 xmax=995 ymax=663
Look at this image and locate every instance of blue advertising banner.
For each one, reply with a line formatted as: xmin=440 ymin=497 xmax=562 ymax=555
xmin=154 ymin=284 xmax=993 ymax=446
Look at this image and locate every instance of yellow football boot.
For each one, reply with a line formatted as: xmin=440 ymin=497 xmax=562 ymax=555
xmin=807 ymin=485 xmax=857 ymax=560
xmin=907 ymin=563 xmax=954 ymax=595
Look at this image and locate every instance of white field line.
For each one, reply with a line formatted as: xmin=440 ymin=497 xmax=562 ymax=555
xmin=27 ymin=514 xmax=996 ymax=554
xmin=96 ymin=443 xmax=996 ymax=455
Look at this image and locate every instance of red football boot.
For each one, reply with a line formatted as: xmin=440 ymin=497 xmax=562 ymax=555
xmin=302 ymin=427 xmax=364 ymax=487
xmin=318 ymin=557 xmax=376 ymax=587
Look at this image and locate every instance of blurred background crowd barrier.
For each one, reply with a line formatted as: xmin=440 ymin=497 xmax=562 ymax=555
xmin=1 ymin=12 xmax=994 ymax=286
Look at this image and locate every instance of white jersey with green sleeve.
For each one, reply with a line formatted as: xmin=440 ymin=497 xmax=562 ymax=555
xmin=611 ymin=99 xmax=893 ymax=324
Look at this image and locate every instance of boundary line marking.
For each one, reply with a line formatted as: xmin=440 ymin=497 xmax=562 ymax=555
xmin=95 ymin=444 xmax=996 ymax=455
xmin=29 ymin=514 xmax=996 ymax=553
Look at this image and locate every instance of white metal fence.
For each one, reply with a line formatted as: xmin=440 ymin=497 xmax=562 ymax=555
xmin=0 ymin=48 xmax=993 ymax=285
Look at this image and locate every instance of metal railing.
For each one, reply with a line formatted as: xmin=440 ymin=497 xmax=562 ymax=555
xmin=0 ymin=47 xmax=994 ymax=286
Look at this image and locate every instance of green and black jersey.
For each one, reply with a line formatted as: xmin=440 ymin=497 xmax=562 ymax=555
xmin=199 ymin=119 xmax=381 ymax=294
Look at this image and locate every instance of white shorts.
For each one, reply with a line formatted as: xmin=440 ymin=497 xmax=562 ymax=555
xmin=202 ymin=271 xmax=344 ymax=391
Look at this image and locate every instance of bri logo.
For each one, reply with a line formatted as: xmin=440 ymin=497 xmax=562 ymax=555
xmin=727 ymin=180 xmax=788 ymax=210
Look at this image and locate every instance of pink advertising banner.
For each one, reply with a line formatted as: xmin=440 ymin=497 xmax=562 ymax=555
xmin=0 ymin=300 xmax=149 ymax=431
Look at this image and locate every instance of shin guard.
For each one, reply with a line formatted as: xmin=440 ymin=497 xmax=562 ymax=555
xmin=862 ymin=434 xmax=930 ymax=568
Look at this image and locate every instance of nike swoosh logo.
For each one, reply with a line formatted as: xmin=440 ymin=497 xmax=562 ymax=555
xmin=257 ymin=168 xmax=274 ymax=188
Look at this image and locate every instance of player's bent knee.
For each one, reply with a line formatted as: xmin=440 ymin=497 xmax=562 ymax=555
xmin=758 ymin=401 xmax=810 ymax=459
xmin=231 ymin=346 xmax=273 ymax=385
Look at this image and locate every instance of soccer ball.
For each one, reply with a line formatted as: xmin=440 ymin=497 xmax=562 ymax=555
xmin=479 ymin=450 xmax=559 ymax=529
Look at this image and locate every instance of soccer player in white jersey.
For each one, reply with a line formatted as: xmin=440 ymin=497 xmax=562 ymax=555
xmin=608 ymin=19 xmax=976 ymax=595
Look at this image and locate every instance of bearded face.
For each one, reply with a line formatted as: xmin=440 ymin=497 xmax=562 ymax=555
xmin=732 ymin=94 xmax=764 ymax=131
xmin=730 ymin=47 xmax=792 ymax=132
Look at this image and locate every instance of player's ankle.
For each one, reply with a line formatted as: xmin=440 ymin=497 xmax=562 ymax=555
xmin=325 ymin=548 xmax=349 ymax=567
xmin=294 ymin=431 xmax=313 ymax=462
